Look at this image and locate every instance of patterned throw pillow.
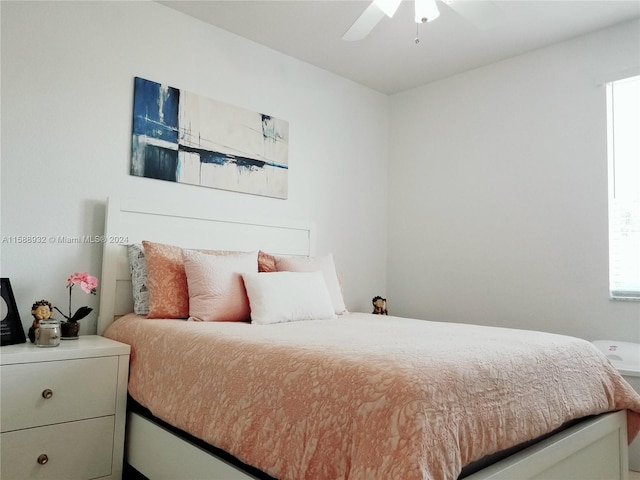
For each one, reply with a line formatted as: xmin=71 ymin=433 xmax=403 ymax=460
xmin=127 ymin=244 xmax=149 ymax=315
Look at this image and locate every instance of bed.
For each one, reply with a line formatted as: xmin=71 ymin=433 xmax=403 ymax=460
xmin=98 ymin=196 xmax=640 ymax=480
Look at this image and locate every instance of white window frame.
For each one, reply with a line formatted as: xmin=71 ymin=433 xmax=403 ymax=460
xmin=606 ymin=74 xmax=640 ymax=301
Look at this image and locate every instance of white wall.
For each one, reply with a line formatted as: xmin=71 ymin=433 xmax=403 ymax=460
xmin=0 ymin=1 xmax=389 ymax=335
xmin=388 ymin=20 xmax=640 ymax=341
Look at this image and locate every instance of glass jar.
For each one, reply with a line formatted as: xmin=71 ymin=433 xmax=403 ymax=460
xmin=35 ymin=320 xmax=61 ymax=347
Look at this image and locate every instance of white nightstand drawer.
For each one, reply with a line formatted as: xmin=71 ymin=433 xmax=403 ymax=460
xmin=1 ymin=355 xmax=119 ymax=432
xmin=1 ymin=415 xmax=114 ymax=480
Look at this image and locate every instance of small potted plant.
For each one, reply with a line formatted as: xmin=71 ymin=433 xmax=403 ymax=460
xmin=54 ymin=272 xmax=98 ymax=339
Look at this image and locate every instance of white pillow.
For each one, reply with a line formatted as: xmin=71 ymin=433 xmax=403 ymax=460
xmin=274 ymin=253 xmax=347 ymax=315
xmin=242 ymin=271 xmax=337 ymax=325
xmin=183 ymin=249 xmax=258 ymax=322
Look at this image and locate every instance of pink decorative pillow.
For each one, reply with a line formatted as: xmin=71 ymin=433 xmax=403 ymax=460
xmin=143 ymin=241 xmax=239 ymax=319
xmin=275 ymin=253 xmax=347 ymax=315
xmin=183 ymin=249 xmax=258 ymax=322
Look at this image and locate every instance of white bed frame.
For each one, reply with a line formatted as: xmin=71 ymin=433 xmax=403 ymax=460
xmin=98 ymin=196 xmax=630 ymax=480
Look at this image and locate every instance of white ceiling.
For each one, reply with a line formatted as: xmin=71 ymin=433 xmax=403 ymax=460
xmin=159 ymin=0 xmax=640 ymax=94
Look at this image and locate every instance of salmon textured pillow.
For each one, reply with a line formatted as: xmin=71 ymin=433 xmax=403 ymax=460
xmin=183 ymin=249 xmax=258 ymax=322
xmin=258 ymin=250 xmax=277 ymax=272
xmin=143 ymin=241 xmax=191 ymax=318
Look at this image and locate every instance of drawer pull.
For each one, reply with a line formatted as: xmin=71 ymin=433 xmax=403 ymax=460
xmin=37 ymin=454 xmax=49 ymax=465
xmin=41 ymin=389 xmax=53 ymax=399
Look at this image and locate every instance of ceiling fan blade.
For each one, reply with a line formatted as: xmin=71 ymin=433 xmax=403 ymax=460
xmin=447 ymin=1 xmax=505 ymax=30
xmin=342 ymin=2 xmax=386 ymax=41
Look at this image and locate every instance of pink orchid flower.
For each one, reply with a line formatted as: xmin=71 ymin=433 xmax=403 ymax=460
xmin=67 ymin=273 xmax=98 ymax=294
xmin=55 ymin=272 xmax=99 ymax=322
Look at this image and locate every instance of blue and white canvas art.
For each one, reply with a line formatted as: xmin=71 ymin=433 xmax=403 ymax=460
xmin=131 ymin=77 xmax=289 ymax=199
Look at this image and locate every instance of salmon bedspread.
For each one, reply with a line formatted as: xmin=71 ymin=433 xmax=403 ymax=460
xmin=104 ymin=313 xmax=640 ymax=480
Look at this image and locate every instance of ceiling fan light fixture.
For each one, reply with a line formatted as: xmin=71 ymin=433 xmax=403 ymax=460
xmin=415 ymin=0 xmax=440 ymax=23
xmin=374 ymin=0 xmax=403 ymax=18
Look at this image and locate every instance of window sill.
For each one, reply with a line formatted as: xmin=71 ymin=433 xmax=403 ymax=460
xmin=609 ymin=295 xmax=640 ymax=302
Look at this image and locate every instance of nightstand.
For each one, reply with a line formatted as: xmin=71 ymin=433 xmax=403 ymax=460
xmin=0 ymin=335 xmax=130 ymax=480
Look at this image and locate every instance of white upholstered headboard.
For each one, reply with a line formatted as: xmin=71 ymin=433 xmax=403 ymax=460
xmin=97 ymin=197 xmax=316 ymax=334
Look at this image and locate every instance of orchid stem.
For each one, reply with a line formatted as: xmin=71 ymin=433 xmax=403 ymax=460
xmin=68 ymin=284 xmax=73 ymax=319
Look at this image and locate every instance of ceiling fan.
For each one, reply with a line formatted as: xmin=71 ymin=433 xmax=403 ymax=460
xmin=342 ymin=0 xmax=504 ymax=41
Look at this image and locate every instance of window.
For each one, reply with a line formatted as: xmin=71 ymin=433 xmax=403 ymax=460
xmin=607 ymin=75 xmax=640 ymax=300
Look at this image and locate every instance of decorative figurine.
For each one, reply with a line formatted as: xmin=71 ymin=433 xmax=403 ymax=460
xmin=28 ymin=299 xmax=54 ymax=344
xmin=372 ymin=296 xmax=388 ymax=315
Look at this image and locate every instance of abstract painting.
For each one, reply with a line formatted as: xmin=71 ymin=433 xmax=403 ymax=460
xmin=131 ymin=77 xmax=289 ymax=199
